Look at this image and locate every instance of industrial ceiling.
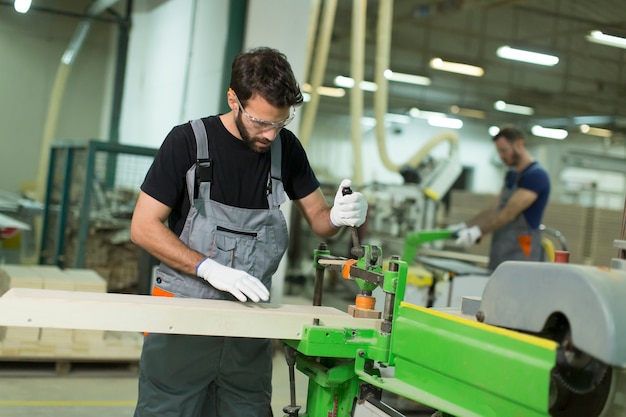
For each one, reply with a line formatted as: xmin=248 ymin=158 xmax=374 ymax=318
xmin=9 ymin=0 xmax=626 ymax=143
xmin=318 ymin=0 xmax=626 ymax=143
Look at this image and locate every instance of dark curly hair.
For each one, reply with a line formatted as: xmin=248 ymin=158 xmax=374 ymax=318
xmin=230 ymin=47 xmax=304 ymax=109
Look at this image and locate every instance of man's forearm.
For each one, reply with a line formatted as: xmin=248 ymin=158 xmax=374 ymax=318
xmin=131 ymin=221 xmax=204 ymax=275
xmin=468 ymin=207 xmax=497 ymax=231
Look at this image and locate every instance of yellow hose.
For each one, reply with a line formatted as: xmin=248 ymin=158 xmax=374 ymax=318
xmin=349 ymin=0 xmax=367 ymax=186
xmin=303 ymin=0 xmax=322 ymax=84
xmin=373 ymin=0 xmax=458 ymax=174
xmin=373 ymin=0 xmax=393 ymax=171
xmin=300 ymin=0 xmax=337 ymax=149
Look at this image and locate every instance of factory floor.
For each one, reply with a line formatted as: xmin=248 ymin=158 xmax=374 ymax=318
xmin=0 ymin=291 xmax=435 ymax=417
xmin=0 ymin=350 xmax=305 ymax=417
xmin=0 ymin=352 xmax=435 ymax=417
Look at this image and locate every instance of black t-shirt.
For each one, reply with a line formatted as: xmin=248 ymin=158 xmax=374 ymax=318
xmin=141 ymin=115 xmax=320 ymax=236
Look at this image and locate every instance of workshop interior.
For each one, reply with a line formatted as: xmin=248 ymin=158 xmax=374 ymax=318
xmin=1 ymin=0 xmax=626 ymax=416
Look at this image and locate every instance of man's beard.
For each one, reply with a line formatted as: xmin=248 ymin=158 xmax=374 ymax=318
xmin=508 ymin=149 xmax=520 ymax=167
xmin=235 ymin=113 xmax=271 ymax=153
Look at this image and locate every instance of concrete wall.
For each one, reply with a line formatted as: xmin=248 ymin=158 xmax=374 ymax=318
xmin=0 ymin=4 xmax=115 ymax=195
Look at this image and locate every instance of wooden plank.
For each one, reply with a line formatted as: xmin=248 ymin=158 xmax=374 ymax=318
xmin=0 ymin=288 xmax=380 ymax=340
xmin=418 ymin=248 xmax=489 ymax=268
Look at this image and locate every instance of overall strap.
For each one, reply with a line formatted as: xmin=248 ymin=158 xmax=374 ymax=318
xmin=191 ymin=119 xmax=209 ymax=159
xmin=187 ymin=119 xmax=212 ymax=201
xmin=268 ymin=133 xmax=286 ymax=208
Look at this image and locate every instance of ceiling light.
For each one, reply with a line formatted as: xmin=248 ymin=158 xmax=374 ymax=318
xmin=409 ymin=107 xmax=446 ymax=119
xmin=580 ymin=124 xmax=612 ymax=137
xmin=494 ymin=100 xmax=534 ymax=116
xmin=531 ymin=125 xmax=568 ymax=140
xmin=428 ymin=116 xmax=463 ymax=129
xmin=488 ymin=126 xmax=500 ymax=136
xmin=14 ymin=0 xmax=31 ymax=13
xmin=429 ymin=58 xmax=484 ymax=77
xmin=333 ymin=76 xmax=378 ymax=92
xmin=317 ymin=86 xmax=346 ymax=97
xmin=450 ymin=105 xmax=486 ymax=119
xmin=586 ymin=30 xmax=626 ymax=50
xmin=496 ymin=45 xmax=559 ymax=66
xmin=302 ymin=83 xmax=345 ymax=98
xmin=384 ymin=70 xmax=431 ymax=86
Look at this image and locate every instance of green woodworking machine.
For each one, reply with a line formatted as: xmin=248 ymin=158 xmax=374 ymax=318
xmin=0 ymin=228 xmax=623 ymax=416
xmin=280 ymin=235 xmax=626 ymax=417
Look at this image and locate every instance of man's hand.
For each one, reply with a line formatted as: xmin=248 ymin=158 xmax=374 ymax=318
xmin=330 ymin=179 xmax=368 ymax=227
xmin=196 ymin=258 xmax=269 ymax=302
xmin=454 ymin=225 xmax=482 ymax=247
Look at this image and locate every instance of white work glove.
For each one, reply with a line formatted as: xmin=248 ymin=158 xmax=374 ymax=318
xmin=454 ymin=225 xmax=482 ymax=247
xmin=196 ymin=258 xmax=269 ymax=303
xmin=329 ymin=179 xmax=368 ymax=228
xmin=447 ymin=222 xmax=467 ymax=232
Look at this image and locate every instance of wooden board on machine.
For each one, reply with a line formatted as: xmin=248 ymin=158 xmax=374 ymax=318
xmin=0 ymin=287 xmax=381 ymax=340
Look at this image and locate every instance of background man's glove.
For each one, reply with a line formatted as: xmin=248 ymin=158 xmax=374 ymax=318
xmin=330 ymin=179 xmax=368 ymax=227
xmin=454 ymin=225 xmax=482 ymax=247
xmin=196 ymin=258 xmax=269 ymax=302
xmin=447 ymin=222 xmax=467 ymax=232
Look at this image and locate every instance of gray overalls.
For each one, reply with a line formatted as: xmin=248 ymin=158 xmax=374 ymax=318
xmin=488 ymin=166 xmax=544 ymax=271
xmin=135 ymin=119 xmax=289 ymax=417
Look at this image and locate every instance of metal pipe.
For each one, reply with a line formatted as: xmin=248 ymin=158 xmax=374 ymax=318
xmin=381 ymin=259 xmax=399 ymax=334
xmin=218 ymin=0 xmax=247 ymax=114
xmin=178 ymin=0 xmax=198 ymax=122
xmin=282 ymin=344 xmax=301 ymax=417
xmin=312 ymin=242 xmax=328 ymax=326
xmin=86 ymin=0 xmax=122 ymax=16
xmin=313 ymin=267 xmax=325 ymax=309
xmin=105 ymin=0 xmax=133 ymax=187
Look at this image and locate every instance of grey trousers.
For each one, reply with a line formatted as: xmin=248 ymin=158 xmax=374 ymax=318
xmin=134 ymin=333 xmax=272 ymax=417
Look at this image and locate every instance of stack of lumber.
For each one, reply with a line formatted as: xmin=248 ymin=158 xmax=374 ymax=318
xmin=539 ymin=200 xmax=588 ymax=265
xmin=64 ymin=226 xmax=140 ymax=293
xmin=0 ymin=265 xmax=142 ymax=360
xmin=588 ymin=208 xmax=624 ymax=266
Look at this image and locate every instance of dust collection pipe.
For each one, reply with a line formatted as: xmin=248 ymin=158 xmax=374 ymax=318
xmin=35 ymin=0 xmax=122 ymax=203
xmin=302 ymin=0 xmax=322 ymax=84
xmin=373 ymin=0 xmax=393 ymax=171
xmin=350 ymin=0 xmax=367 ymax=186
xmin=373 ymin=0 xmax=458 ymax=173
xmin=299 ymin=0 xmax=337 ymax=149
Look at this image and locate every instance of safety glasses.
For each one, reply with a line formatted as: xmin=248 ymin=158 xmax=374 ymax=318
xmin=234 ymin=94 xmax=295 ymax=130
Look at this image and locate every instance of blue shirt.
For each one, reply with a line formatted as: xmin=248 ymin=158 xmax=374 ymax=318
xmin=503 ymin=161 xmax=550 ymax=229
